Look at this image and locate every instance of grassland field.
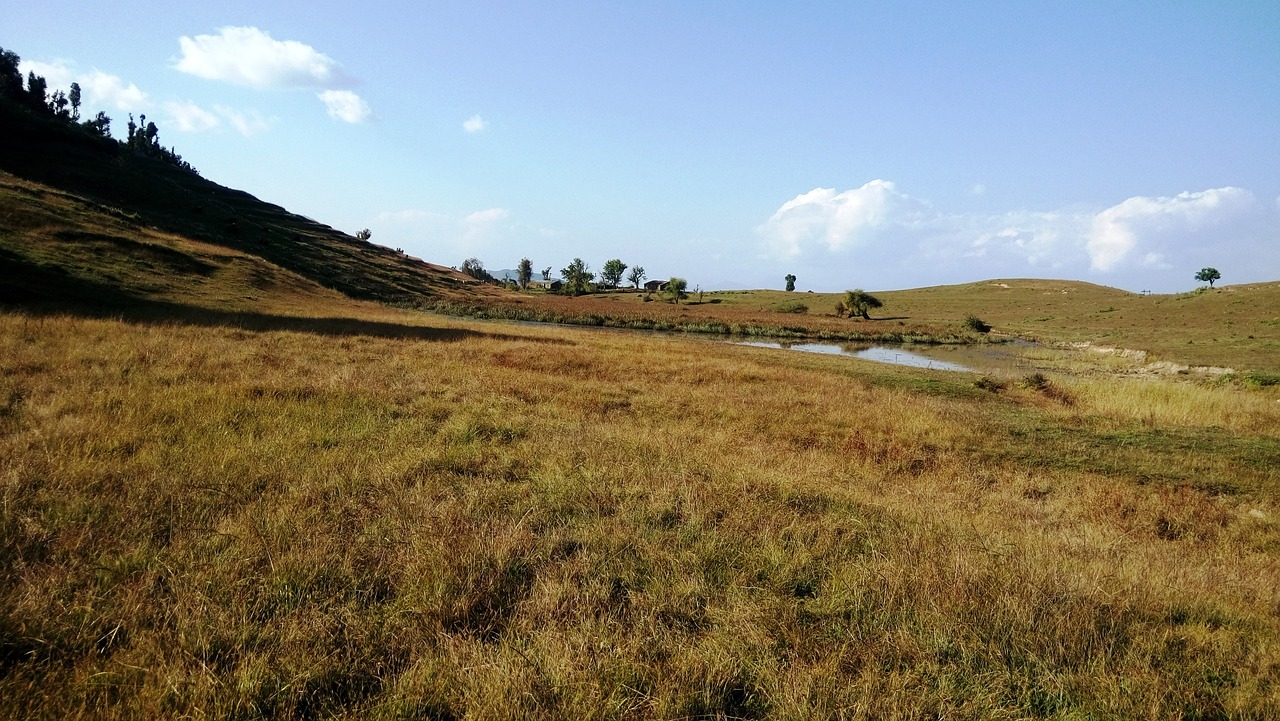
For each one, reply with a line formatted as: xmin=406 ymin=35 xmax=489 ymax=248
xmin=4 ymin=116 xmax=1280 ymax=718
xmin=3 ymin=289 xmax=1280 ymax=718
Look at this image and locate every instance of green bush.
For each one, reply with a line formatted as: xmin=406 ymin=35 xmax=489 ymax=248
xmin=964 ymin=315 xmax=992 ymax=333
xmin=772 ymin=300 xmax=808 ymax=314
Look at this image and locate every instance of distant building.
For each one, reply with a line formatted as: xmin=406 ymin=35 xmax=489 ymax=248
xmin=644 ymin=279 xmax=667 ymax=292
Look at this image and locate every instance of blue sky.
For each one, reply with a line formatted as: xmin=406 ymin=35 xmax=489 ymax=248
xmin=8 ymin=1 xmax=1279 ymax=292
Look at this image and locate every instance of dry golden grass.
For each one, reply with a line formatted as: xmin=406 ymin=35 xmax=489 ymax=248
xmin=2 ymin=304 xmax=1278 ymax=719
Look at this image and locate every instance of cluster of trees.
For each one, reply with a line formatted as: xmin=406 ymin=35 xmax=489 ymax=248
xmin=555 ymin=258 xmax=653 ymax=296
xmin=462 ymin=255 xmax=663 ymax=297
xmin=1 ymin=45 xmax=195 ymax=174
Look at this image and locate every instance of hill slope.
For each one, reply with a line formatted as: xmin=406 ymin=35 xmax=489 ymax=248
xmin=0 ymin=101 xmax=499 ymax=315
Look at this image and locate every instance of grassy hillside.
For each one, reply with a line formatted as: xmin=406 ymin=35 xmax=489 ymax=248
xmin=1 ymin=101 xmax=501 ymax=315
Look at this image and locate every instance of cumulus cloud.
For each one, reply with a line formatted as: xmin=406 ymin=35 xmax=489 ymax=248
xmin=463 ymin=114 xmax=488 ymax=133
xmin=176 ymin=26 xmax=373 ymax=123
xmin=79 ymin=69 xmax=148 ymax=111
xmin=758 ymin=182 xmax=1276 ymax=292
xmin=18 ymin=59 xmax=74 ymax=89
xmin=1085 ymin=187 xmax=1255 ymax=271
xmin=318 ymin=90 xmax=373 ymax=123
xmin=759 ymin=180 xmax=920 ymax=258
xmin=20 ymin=59 xmax=148 ymax=113
xmin=175 ymin=26 xmax=350 ymax=89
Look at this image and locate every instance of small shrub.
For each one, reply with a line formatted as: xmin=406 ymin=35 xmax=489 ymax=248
xmin=773 ymin=300 xmax=808 ymax=314
xmin=1021 ymin=372 xmax=1074 ymax=406
xmin=964 ymin=315 xmax=991 ymax=333
xmin=974 ymin=376 xmax=1006 ymax=393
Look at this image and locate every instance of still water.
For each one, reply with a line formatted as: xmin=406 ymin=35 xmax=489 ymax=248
xmin=734 ymin=341 xmax=976 ymax=372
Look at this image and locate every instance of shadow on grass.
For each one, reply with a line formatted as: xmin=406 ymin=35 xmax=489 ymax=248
xmin=1 ymin=254 xmax=567 ymax=345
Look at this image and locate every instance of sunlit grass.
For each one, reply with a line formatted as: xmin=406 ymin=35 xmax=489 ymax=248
xmin=2 ymin=306 xmax=1279 ymax=718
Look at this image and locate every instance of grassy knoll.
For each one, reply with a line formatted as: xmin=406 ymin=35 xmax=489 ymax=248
xmin=3 ymin=304 xmax=1278 ymax=719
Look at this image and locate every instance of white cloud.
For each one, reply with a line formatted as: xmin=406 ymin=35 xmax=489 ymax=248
xmin=160 ymin=101 xmax=274 ymax=136
xmin=1086 ymin=187 xmax=1254 ymax=271
xmin=758 ymin=180 xmax=924 ymax=258
xmin=79 ymin=69 xmax=148 ymax=111
xmin=757 ymin=182 xmax=1276 ymax=292
xmin=463 ymin=114 xmax=488 ymax=133
xmin=175 ymin=26 xmax=350 ymax=90
xmin=215 ymin=106 xmax=273 ymax=136
xmin=164 ymin=100 xmax=220 ymax=132
xmin=18 ymin=59 xmax=75 ymax=89
xmin=318 ymin=90 xmax=373 ymax=123
xmin=465 ymin=208 xmax=509 ymax=227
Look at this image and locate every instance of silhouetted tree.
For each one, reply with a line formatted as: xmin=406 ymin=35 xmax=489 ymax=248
xmin=355 ymin=228 xmax=372 ymax=241
xmin=627 ymin=265 xmax=646 ymax=289
xmin=1195 ymin=267 xmax=1221 ymax=288
xmin=50 ymin=89 xmax=68 ymax=119
xmin=68 ymin=82 xmax=80 ymax=120
xmin=25 ymin=71 xmax=47 ymax=112
xmin=601 ymin=258 xmax=627 ymax=289
xmin=84 ymin=111 xmax=111 ymax=136
xmin=541 ymin=266 xmax=552 ymax=281
xmin=785 ymin=274 xmax=797 ymax=292
xmin=517 ymin=257 xmax=533 ymax=289
xmin=0 ymin=47 xmax=22 ymax=100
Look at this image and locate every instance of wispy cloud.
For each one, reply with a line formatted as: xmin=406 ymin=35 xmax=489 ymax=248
xmin=163 ymin=100 xmax=220 ymax=132
xmin=373 ymin=207 xmax=518 ymax=261
xmin=463 ymin=114 xmax=488 ymax=134
xmin=214 ymin=106 xmax=274 ymax=136
xmin=161 ymin=100 xmax=274 ymax=136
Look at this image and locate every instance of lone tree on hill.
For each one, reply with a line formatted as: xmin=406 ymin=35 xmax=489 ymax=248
xmin=601 ymin=259 xmax=627 ymax=289
xmin=785 ymin=274 xmax=797 ymax=292
xmin=838 ymin=289 xmax=883 ymax=319
xmin=627 ymin=265 xmax=646 ymax=289
xmin=355 ymin=229 xmax=372 ymax=241
xmin=1195 ymin=267 xmax=1221 ymax=288
xmin=666 ymin=277 xmax=688 ymax=304
xmin=517 ymin=257 xmax=533 ymax=289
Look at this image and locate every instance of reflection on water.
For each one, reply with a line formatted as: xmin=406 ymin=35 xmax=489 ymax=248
xmin=735 ymin=341 xmax=974 ymax=372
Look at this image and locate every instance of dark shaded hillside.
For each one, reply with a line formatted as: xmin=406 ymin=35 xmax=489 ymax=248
xmin=0 ymin=100 xmax=491 ymax=310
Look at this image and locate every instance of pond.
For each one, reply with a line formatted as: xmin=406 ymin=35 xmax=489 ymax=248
xmin=733 ymin=341 xmax=1030 ymax=373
